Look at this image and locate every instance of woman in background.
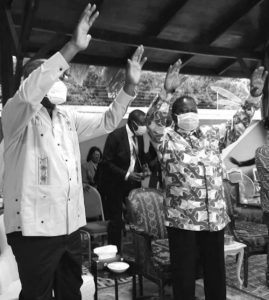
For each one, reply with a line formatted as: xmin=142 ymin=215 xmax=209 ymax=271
xmin=82 ymin=146 xmax=102 ymax=190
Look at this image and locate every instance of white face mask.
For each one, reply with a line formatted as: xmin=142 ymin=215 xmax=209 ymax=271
xmin=176 ymin=112 xmax=199 ymax=132
xmin=135 ymin=125 xmax=147 ymax=136
xmin=132 ymin=120 xmax=147 ymax=136
xmin=47 ymin=81 xmax=67 ymax=105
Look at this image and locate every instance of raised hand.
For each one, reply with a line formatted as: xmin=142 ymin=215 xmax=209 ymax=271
xmin=164 ymin=59 xmax=182 ymax=93
xmin=129 ymin=172 xmax=143 ymax=182
xmin=71 ymin=3 xmax=99 ymax=52
xmin=250 ymin=66 xmax=268 ymax=97
xmin=125 ymin=45 xmax=147 ymax=86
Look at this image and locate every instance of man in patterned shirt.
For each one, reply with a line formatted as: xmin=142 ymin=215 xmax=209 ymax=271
xmin=146 ymin=60 xmax=267 ymax=300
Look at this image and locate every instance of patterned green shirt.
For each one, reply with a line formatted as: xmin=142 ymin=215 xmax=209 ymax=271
xmin=147 ymin=92 xmax=258 ymax=231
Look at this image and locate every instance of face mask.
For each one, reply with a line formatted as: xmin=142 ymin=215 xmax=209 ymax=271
xmin=176 ymin=112 xmax=199 ymax=132
xmin=135 ymin=125 xmax=147 ymax=136
xmin=47 ymin=80 xmax=67 ymax=105
xmin=132 ymin=120 xmax=147 ymax=136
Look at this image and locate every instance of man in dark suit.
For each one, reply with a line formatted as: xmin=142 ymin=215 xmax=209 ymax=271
xmin=100 ymin=109 xmax=150 ymax=252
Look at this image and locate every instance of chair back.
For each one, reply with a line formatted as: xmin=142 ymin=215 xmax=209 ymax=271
xmin=84 ymin=187 xmax=104 ymax=221
xmin=226 ymin=168 xmax=243 ymax=183
xmin=127 ymin=188 xmax=167 ymax=239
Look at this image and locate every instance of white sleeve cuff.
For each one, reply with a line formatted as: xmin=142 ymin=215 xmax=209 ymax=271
xmin=42 ymin=52 xmax=70 ymax=80
xmin=125 ymin=171 xmax=130 ymax=180
xmin=114 ymin=88 xmax=136 ymax=106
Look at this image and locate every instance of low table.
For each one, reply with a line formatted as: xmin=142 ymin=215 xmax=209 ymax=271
xmin=224 ymin=241 xmax=246 ymax=288
xmin=91 ymin=256 xmax=137 ymax=300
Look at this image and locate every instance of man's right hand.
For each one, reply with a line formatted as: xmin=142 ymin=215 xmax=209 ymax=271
xmin=129 ymin=172 xmax=143 ymax=182
xmin=164 ymin=59 xmax=182 ymax=93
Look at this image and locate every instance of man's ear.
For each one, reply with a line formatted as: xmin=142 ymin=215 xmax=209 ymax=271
xmin=131 ymin=120 xmax=138 ymax=131
xmin=171 ymin=113 xmax=177 ymax=125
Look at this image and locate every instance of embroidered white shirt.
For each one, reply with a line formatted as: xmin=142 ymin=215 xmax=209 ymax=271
xmin=2 ymin=52 xmax=134 ymax=236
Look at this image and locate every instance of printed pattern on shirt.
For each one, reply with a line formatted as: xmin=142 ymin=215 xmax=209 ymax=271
xmin=147 ymin=93 xmax=256 ymax=231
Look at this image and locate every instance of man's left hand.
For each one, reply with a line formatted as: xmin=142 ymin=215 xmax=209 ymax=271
xmin=250 ymin=66 xmax=268 ymax=97
xmin=123 ymin=45 xmax=147 ymax=95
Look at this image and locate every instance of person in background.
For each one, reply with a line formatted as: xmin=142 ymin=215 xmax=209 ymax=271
xmin=2 ymin=3 xmax=147 ymax=299
xmin=100 ymin=109 xmax=153 ymax=252
xmin=81 ymin=146 xmax=102 ymax=190
xmin=146 ymin=59 xmax=267 ymax=300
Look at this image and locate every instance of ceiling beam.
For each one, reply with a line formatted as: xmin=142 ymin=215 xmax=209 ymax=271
xmin=0 ymin=4 xmax=15 ymax=105
xmin=216 ymin=37 xmax=266 ymax=75
xmin=143 ymin=0 xmax=189 ymax=37
xmin=14 ymin=0 xmax=40 ymax=90
xmin=181 ymin=0 xmax=265 ymax=68
xmin=31 ymin=33 xmax=68 ymax=60
xmin=17 ymin=0 xmax=40 ymax=54
xmin=217 ymin=60 xmax=237 ymax=76
xmin=24 ymin=49 xmax=249 ymax=78
xmin=17 ymin=24 xmax=262 ymax=61
xmin=1 ymin=6 xmax=19 ymax=55
xmin=91 ymin=28 xmax=261 ymax=60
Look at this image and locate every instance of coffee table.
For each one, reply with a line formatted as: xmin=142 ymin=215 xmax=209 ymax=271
xmin=224 ymin=241 xmax=246 ymax=288
xmin=91 ymin=256 xmax=137 ymax=300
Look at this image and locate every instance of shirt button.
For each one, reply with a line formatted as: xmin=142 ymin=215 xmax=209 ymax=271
xmin=41 ymin=134 xmax=44 ymax=137
xmin=15 ymin=199 xmax=18 ymax=202
xmin=68 ymin=198 xmax=71 ymax=201
xmin=41 ymin=220 xmax=44 ymax=224
xmin=65 ymin=159 xmax=68 ymax=162
xmin=59 ymin=67 xmax=63 ymax=71
xmin=69 ymin=178 xmax=71 ymax=181
xmin=57 ymin=143 xmax=60 ymax=146
xmin=17 ymin=226 xmax=21 ymax=229
xmin=17 ymin=212 xmax=20 ymax=215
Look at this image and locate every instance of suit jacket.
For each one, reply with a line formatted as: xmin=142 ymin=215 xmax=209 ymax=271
xmin=101 ymin=125 xmax=146 ymax=185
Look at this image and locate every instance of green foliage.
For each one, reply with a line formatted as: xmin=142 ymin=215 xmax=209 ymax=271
xmin=64 ymin=64 xmax=250 ymax=109
xmin=0 ymin=63 xmax=249 ymax=109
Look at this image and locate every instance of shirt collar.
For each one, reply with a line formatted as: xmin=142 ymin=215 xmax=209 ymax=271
xmin=126 ymin=124 xmax=135 ymax=139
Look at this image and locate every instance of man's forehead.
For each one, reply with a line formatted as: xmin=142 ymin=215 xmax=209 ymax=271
xmin=180 ymin=97 xmax=196 ymax=107
xmin=136 ymin=114 xmax=146 ymax=123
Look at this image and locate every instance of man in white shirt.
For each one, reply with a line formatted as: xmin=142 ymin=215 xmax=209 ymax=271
xmin=2 ymin=3 xmax=147 ymax=300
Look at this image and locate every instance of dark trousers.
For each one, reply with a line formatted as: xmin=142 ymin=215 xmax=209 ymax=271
xmin=106 ymin=180 xmax=140 ymax=252
xmin=7 ymin=230 xmax=83 ymax=300
xmin=167 ymin=227 xmax=226 ymax=300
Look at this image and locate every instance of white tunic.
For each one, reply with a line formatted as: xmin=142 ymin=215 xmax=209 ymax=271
xmin=2 ymin=52 xmax=134 ymax=236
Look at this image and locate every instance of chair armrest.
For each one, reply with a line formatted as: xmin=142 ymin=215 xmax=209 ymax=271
xmin=234 ymin=207 xmax=263 ymax=223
